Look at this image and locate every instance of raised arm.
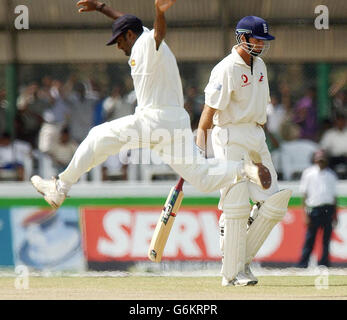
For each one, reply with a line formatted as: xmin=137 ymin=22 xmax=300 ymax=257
xmin=154 ymin=0 xmax=176 ymax=50
xmin=77 ymin=0 xmax=124 ymax=20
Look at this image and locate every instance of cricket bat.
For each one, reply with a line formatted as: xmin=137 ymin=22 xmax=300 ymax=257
xmin=148 ymin=178 xmax=184 ymax=262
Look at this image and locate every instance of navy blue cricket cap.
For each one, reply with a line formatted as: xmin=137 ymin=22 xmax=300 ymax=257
xmin=106 ymin=14 xmax=143 ymax=46
xmin=236 ymin=16 xmax=275 ymax=40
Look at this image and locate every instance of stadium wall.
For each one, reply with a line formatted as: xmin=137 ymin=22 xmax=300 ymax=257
xmin=0 ymin=182 xmax=347 ymax=270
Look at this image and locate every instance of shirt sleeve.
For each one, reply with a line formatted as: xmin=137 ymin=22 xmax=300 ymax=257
xmin=146 ymin=29 xmax=163 ymax=57
xmin=141 ymin=29 xmax=163 ymax=72
xmin=148 ymin=29 xmax=161 ymax=52
xmin=299 ymin=169 xmax=309 ymax=194
xmin=204 ymin=64 xmax=233 ymax=110
xmin=331 ymin=171 xmax=338 ymax=196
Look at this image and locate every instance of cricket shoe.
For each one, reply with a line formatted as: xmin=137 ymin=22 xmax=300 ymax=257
xmin=242 ymin=151 xmax=271 ymax=190
xmin=244 ymin=264 xmax=258 ymax=286
xmin=222 ymin=272 xmax=253 ymax=287
xmin=31 ymin=176 xmax=66 ymax=209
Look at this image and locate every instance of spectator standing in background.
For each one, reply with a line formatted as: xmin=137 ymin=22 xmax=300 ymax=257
xmin=293 ymin=87 xmax=318 ymax=141
xmin=91 ymin=81 xmax=107 ymax=126
xmin=49 ymin=127 xmax=78 ymax=173
xmin=297 ymin=150 xmax=338 ymax=268
xmin=16 ymin=83 xmax=51 ymax=148
xmin=40 ymin=76 xmax=55 ymax=102
xmin=67 ymin=82 xmax=98 ymax=143
xmin=38 ymin=80 xmax=71 ymax=154
xmin=266 ymin=94 xmax=286 ymax=138
xmin=320 ymin=113 xmax=347 ymax=178
xmin=272 ymin=83 xmax=301 ymax=142
xmin=0 ymin=132 xmax=32 ymax=181
xmin=102 ymin=85 xmax=134 ymax=121
xmin=331 ymin=89 xmax=347 ymax=119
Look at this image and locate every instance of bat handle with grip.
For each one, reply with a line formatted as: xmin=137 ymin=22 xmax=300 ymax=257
xmin=176 ymin=177 xmax=184 ymax=191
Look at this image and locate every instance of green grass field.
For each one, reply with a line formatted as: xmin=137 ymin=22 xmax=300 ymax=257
xmin=1 ymin=275 xmax=347 ymax=300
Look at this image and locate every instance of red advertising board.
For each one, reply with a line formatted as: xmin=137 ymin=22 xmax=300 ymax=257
xmin=81 ymin=207 xmax=347 ymax=263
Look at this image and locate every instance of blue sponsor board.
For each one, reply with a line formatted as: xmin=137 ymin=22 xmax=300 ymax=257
xmin=10 ymin=207 xmax=86 ymax=271
xmin=0 ymin=209 xmax=15 ymax=267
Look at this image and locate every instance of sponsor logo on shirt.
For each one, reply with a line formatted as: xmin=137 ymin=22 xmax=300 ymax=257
xmin=241 ymin=74 xmax=251 ymax=87
xmin=259 ymin=72 xmax=264 ymax=82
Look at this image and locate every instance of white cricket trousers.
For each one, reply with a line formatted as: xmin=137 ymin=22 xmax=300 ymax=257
xmin=212 ymin=123 xmax=279 ymax=207
xmin=59 ymin=106 xmax=241 ymax=193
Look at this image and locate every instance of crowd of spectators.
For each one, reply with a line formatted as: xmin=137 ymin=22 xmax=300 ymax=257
xmin=265 ymin=83 xmax=347 ymax=180
xmin=0 ymin=74 xmax=347 ymax=182
xmin=0 ymin=75 xmax=136 ymax=181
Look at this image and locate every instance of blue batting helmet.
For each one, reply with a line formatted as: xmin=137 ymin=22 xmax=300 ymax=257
xmin=236 ymin=16 xmax=275 ymax=41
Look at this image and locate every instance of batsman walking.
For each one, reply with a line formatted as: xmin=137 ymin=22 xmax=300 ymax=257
xmin=197 ymin=16 xmax=292 ymax=286
xmin=31 ymin=1 xmax=271 ymax=214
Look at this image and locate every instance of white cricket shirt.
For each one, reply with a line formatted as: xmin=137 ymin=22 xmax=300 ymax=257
xmin=320 ymin=128 xmax=347 ymax=156
xmin=129 ymin=28 xmax=184 ymax=109
xmin=300 ymin=164 xmax=338 ymax=207
xmin=204 ymin=46 xmax=270 ymax=127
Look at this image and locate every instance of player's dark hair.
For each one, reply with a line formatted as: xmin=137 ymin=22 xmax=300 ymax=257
xmin=123 ymin=26 xmax=144 ymax=38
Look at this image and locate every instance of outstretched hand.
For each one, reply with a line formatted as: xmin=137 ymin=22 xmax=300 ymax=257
xmin=155 ymin=0 xmax=176 ymax=12
xmin=77 ymin=0 xmax=99 ymax=13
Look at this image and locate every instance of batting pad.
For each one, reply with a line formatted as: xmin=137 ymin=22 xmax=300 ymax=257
xmin=245 ymin=189 xmax=292 ymax=264
xmin=221 ymin=182 xmax=250 ymax=281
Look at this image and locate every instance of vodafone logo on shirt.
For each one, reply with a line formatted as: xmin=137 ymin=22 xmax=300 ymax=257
xmin=241 ymin=74 xmax=251 ymax=87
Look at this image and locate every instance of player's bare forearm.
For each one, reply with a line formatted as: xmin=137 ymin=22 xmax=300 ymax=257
xmin=154 ymin=7 xmax=166 ymax=49
xmin=99 ymin=5 xmax=124 ymax=20
xmin=196 ymin=104 xmax=216 ymax=150
xmin=154 ymin=0 xmax=176 ymax=49
xmin=77 ymin=0 xmax=124 ymax=20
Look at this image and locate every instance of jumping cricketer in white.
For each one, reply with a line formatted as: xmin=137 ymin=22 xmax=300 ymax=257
xmin=31 ymin=0 xmax=271 ymax=210
xmin=197 ymin=16 xmax=292 ymax=286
